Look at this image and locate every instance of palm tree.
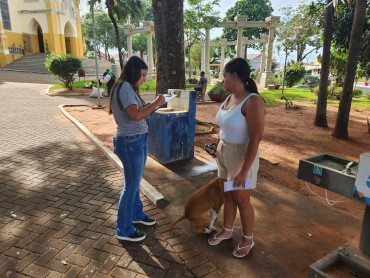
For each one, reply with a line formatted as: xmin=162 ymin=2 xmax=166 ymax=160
xmin=152 ymin=0 xmax=185 ymax=94
xmin=333 ymin=0 xmax=367 ymax=139
xmin=314 ymin=0 xmax=334 ymax=128
xmin=101 ymin=0 xmax=143 ymax=69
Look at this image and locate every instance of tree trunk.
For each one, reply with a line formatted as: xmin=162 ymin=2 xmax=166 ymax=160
xmin=281 ymin=50 xmax=288 ymax=99
xmin=332 ymin=0 xmax=367 ymax=139
xmin=152 ymin=0 xmax=185 ymax=94
xmin=188 ymin=46 xmax=192 ymax=79
xmin=140 ymin=50 xmax=143 ymax=60
xmin=314 ymin=0 xmax=333 ymax=128
xmin=106 ymin=0 xmax=124 ymax=69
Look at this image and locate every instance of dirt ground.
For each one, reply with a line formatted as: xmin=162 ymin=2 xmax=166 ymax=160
xmin=65 ymin=97 xmax=370 ymax=222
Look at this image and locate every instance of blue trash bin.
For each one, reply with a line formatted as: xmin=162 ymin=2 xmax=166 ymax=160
xmin=146 ymin=90 xmax=197 ymax=164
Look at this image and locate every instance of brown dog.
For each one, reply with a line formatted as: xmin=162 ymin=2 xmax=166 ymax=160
xmin=171 ymin=178 xmax=224 ymax=234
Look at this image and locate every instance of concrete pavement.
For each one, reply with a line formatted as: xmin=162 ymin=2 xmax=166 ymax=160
xmin=0 ymin=71 xmax=223 ymax=277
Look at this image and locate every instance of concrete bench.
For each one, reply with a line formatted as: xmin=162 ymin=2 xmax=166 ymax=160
xmin=185 ymin=83 xmax=207 ymax=102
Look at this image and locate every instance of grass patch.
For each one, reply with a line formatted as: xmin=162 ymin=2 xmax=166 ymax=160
xmin=351 ymin=95 xmax=370 ymax=109
xmin=50 ymin=80 xmax=95 ymax=89
xmin=260 ymin=88 xmax=316 ymax=107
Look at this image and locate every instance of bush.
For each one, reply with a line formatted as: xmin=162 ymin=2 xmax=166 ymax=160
xmin=353 ymin=88 xmax=363 ymax=98
xmin=330 ymin=86 xmax=342 ymax=100
xmin=312 ymin=86 xmax=342 ymax=100
xmin=208 ymin=81 xmax=230 ymax=95
xmin=285 ymin=62 xmax=306 ymax=87
xmin=45 ymin=53 xmax=82 ymax=90
xmin=187 ymin=77 xmax=198 ymax=84
xmin=303 ymin=76 xmax=320 ymax=90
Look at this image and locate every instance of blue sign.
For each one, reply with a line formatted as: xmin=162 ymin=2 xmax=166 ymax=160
xmin=313 ymin=165 xmax=323 ymax=176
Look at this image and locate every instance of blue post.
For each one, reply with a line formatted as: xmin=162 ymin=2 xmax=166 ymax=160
xmin=146 ymin=90 xmax=197 ymax=164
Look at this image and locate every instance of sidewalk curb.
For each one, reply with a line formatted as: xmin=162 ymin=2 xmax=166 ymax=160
xmin=45 ymin=85 xmax=52 ymax=95
xmin=59 ymin=104 xmax=166 ymax=207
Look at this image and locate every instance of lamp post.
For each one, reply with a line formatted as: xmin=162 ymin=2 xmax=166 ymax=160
xmin=91 ymin=0 xmax=102 ymax=108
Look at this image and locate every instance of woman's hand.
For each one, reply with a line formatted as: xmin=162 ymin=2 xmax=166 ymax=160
xmin=154 ymin=94 xmax=165 ymax=106
xmin=233 ymin=168 xmax=248 ymax=188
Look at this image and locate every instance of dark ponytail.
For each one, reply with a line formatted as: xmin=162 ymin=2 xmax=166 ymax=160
xmin=224 ymin=58 xmax=259 ymax=95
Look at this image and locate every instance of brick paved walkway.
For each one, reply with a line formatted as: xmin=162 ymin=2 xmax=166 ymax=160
xmin=0 ymin=72 xmax=223 ymax=278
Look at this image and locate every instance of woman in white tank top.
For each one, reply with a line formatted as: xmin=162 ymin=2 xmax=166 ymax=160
xmin=208 ymin=58 xmax=265 ymax=258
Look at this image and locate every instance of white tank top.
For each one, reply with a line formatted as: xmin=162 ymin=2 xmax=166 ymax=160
xmin=216 ymin=93 xmax=259 ymax=144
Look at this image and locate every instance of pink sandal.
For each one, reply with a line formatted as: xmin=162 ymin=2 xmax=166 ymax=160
xmin=232 ymin=233 xmax=254 ymax=258
xmin=208 ymin=226 xmax=233 ymax=246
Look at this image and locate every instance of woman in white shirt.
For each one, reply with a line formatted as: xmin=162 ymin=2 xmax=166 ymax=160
xmin=208 ymin=58 xmax=265 ymax=258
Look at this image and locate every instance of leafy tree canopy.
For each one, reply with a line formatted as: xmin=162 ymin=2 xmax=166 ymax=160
xmin=308 ymin=0 xmax=370 ymax=76
xmin=82 ymin=12 xmax=127 ymax=53
xmin=277 ymin=4 xmax=321 ymax=62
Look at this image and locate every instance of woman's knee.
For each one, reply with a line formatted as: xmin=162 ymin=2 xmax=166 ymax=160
xmin=232 ymin=191 xmax=252 ymax=206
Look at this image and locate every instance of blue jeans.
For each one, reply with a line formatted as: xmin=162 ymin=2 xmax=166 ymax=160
xmin=114 ymin=133 xmax=148 ymax=237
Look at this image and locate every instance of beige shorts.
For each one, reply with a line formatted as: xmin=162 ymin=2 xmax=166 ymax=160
xmin=216 ymin=139 xmax=260 ymax=189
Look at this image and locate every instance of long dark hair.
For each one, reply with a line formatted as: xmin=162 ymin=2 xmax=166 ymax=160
xmin=109 ymin=56 xmax=148 ymax=114
xmin=224 ymin=58 xmax=259 ymax=95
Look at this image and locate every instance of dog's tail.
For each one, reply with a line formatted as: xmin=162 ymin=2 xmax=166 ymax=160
xmin=170 ymin=215 xmax=186 ymax=234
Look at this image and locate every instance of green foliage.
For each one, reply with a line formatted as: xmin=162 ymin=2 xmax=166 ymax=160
xmin=250 ymin=69 xmax=258 ymax=80
xmin=49 ymin=80 xmax=95 ymax=89
xmin=277 ymin=4 xmax=321 ymax=62
xmin=303 ymin=75 xmax=320 ymax=90
xmin=187 ymin=77 xmax=198 ymax=84
xmin=189 ymin=44 xmax=214 ymax=70
xmin=353 ymin=88 xmax=363 ymax=98
xmin=329 ymin=86 xmax=343 ymax=100
xmin=184 ymin=0 xmax=220 ymax=77
xmin=208 ymin=81 xmax=230 ymax=95
xmin=222 ymin=0 xmax=273 ymax=53
xmin=282 ymin=96 xmax=293 ymax=109
xmin=285 ymin=62 xmax=306 ymax=87
xmin=45 ymin=53 xmax=82 ymax=90
xmin=312 ymin=86 xmax=342 ymax=100
xmin=274 ymin=71 xmax=284 ymax=85
xmin=261 ymin=87 xmax=370 ymax=109
xmin=132 ymin=32 xmax=153 ymax=58
xmin=326 ymin=51 xmax=347 ymax=87
xmin=82 ymin=11 xmax=127 ymax=53
xmin=139 ymin=80 xmax=156 ymax=92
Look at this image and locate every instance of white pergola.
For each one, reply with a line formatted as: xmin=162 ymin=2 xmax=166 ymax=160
xmin=123 ymin=15 xmax=280 ymax=88
xmin=192 ymin=35 xmax=269 ymax=78
xmin=123 ymin=21 xmax=155 ymax=81
xmin=202 ymin=15 xmax=280 ymax=88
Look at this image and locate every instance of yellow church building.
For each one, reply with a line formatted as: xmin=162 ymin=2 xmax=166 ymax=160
xmin=0 ymin=0 xmax=85 ymax=68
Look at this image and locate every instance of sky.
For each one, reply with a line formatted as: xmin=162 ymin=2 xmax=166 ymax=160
xmin=79 ymin=0 xmax=318 ymax=63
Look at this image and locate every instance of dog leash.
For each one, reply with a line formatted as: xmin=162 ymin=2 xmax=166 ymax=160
xmin=204 ymin=143 xmax=217 ymax=157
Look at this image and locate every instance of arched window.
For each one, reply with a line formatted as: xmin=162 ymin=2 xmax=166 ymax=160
xmin=0 ymin=0 xmax=11 ymax=30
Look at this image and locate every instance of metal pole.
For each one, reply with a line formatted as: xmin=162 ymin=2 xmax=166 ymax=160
xmin=91 ymin=0 xmax=101 ymax=107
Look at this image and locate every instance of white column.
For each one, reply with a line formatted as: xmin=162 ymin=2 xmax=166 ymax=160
xmin=265 ymin=26 xmax=276 ymax=72
xmin=123 ymin=24 xmax=134 ymax=59
xmin=204 ymin=28 xmax=211 ymax=81
xmin=260 ymin=43 xmax=266 ymax=72
xmin=220 ymin=38 xmax=227 ymax=76
xmin=236 ymin=27 xmax=243 ymax=58
xmin=201 ymin=40 xmax=204 ymax=72
xmin=127 ymin=34 xmax=133 ymax=58
xmin=146 ymin=31 xmax=154 ymax=80
xmin=259 ymin=16 xmax=280 ymax=88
